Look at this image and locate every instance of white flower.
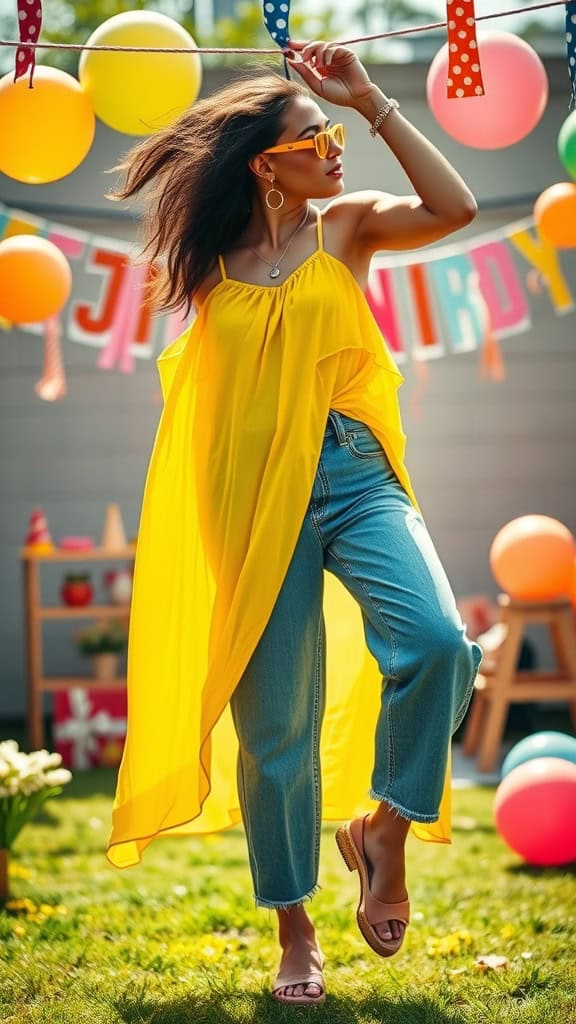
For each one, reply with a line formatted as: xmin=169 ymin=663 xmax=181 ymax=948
xmin=0 ymin=740 xmax=19 ymax=756
xmin=0 ymin=742 xmax=73 ymax=848
xmin=43 ymin=769 xmax=72 ymax=787
xmin=0 ymin=744 xmax=72 ymax=798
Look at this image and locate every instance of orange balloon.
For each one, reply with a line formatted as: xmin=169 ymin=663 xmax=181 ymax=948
xmin=0 ymin=236 xmax=72 ymax=322
xmin=570 ymin=557 xmax=576 ymax=611
xmin=533 ymin=182 xmax=576 ymax=249
xmin=490 ymin=515 xmax=576 ymax=601
xmin=0 ymin=66 xmax=95 ymax=184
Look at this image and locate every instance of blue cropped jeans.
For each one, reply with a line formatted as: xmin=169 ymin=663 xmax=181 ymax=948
xmin=230 ymin=410 xmax=483 ymax=909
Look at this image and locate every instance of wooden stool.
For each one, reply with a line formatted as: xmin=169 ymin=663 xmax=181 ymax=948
xmin=462 ymin=594 xmax=576 ymax=773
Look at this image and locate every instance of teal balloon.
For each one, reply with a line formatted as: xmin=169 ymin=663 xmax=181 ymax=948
xmin=558 ymin=110 xmax=576 ymax=180
xmin=502 ymin=731 xmax=576 ymax=778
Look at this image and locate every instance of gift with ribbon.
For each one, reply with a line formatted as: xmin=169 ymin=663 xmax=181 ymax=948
xmin=53 ymin=688 xmax=127 ymax=770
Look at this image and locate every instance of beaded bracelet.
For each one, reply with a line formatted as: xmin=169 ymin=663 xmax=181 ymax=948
xmin=369 ymin=98 xmax=400 ymax=137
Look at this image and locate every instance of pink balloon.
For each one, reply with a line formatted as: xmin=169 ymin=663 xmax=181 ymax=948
xmin=427 ymin=31 xmax=548 ymax=149
xmin=494 ymin=757 xmax=576 ymax=866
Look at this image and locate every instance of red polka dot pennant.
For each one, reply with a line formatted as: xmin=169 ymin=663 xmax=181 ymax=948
xmin=14 ymin=0 xmax=43 ymax=85
xmin=446 ymin=0 xmax=484 ymax=100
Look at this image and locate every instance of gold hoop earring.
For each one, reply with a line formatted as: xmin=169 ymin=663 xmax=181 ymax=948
xmin=265 ymin=178 xmax=285 ymax=210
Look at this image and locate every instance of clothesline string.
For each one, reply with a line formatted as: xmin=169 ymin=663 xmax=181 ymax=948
xmin=0 ymin=0 xmax=568 ymax=56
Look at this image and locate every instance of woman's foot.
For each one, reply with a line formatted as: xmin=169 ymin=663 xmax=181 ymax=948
xmin=272 ymin=904 xmax=326 ymax=1004
xmin=362 ymin=804 xmax=410 ymax=944
xmin=335 ymin=801 xmax=411 ymax=955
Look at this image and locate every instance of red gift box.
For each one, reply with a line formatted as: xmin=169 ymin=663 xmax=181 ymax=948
xmin=52 ymin=688 xmax=127 ymax=770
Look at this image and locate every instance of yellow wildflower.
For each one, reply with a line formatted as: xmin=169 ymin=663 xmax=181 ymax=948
xmin=8 ymin=863 xmax=31 ymax=880
xmin=427 ymin=930 xmax=474 ymax=958
xmin=5 ymin=898 xmax=36 ymax=914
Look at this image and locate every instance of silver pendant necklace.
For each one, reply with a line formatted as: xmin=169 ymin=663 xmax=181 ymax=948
xmin=248 ymin=205 xmax=310 ymax=279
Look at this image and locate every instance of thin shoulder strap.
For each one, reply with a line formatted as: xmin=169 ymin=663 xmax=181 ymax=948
xmin=316 ymin=211 xmax=324 ymax=252
xmin=217 ymin=254 xmax=227 ymax=281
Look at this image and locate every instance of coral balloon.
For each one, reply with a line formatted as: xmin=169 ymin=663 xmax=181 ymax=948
xmin=489 ymin=515 xmax=576 ymax=601
xmin=426 ymin=31 xmax=548 ymax=149
xmin=494 ymin=757 xmax=576 ymax=865
xmin=533 ymin=182 xmax=576 ymax=249
xmin=558 ymin=110 xmax=576 ymax=179
xmin=0 ymin=236 xmax=72 ymax=322
xmin=0 ymin=67 xmax=95 ymax=184
xmin=79 ymin=11 xmax=202 ymax=136
xmin=502 ymin=731 xmax=576 ymax=778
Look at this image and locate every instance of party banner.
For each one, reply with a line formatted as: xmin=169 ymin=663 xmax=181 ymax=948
xmin=1 ymin=203 xmax=575 ymax=373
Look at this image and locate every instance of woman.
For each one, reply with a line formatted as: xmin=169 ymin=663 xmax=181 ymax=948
xmin=107 ymin=40 xmax=483 ymax=1006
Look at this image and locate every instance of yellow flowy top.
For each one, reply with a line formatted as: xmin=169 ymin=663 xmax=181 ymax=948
xmin=107 ymin=212 xmax=452 ymax=869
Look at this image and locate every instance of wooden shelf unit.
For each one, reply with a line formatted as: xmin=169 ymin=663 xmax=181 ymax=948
xmin=20 ymin=545 xmax=136 ymax=749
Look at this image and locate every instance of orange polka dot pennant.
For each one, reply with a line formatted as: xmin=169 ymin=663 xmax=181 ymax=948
xmin=14 ymin=0 xmax=43 ymax=84
xmin=446 ymin=0 xmax=484 ymax=99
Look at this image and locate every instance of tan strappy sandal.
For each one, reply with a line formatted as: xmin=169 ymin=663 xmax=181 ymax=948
xmin=336 ymin=816 xmax=410 ymax=958
xmin=272 ymin=944 xmax=326 ymax=1005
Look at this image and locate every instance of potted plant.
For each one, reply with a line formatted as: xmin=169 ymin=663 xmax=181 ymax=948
xmin=74 ymin=619 xmax=128 ymax=681
xmin=0 ymin=741 xmax=71 ymax=901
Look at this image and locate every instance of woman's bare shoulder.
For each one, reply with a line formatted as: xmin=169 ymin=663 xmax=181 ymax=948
xmin=321 ymin=196 xmax=376 ymax=288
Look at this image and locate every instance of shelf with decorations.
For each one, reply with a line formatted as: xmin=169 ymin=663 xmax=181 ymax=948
xmin=19 ymin=505 xmax=136 ymax=753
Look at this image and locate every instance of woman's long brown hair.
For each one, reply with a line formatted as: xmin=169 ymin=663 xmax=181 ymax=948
xmin=108 ymin=72 xmax=308 ymax=316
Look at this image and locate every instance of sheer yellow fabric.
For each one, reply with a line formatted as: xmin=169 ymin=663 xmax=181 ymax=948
xmin=107 ymin=215 xmax=452 ymax=869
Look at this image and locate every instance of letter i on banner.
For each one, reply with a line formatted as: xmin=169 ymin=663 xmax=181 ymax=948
xmin=14 ymin=1 xmax=43 ymax=84
xmin=407 ymin=264 xmax=444 ymax=358
xmin=446 ymin=0 xmax=484 ymax=98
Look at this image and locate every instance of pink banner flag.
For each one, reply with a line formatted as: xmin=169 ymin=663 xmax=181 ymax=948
xmin=97 ymin=264 xmax=148 ymax=374
xmin=469 ymin=240 xmax=530 ymax=336
xmin=35 ymin=317 xmax=67 ymax=401
xmin=365 ymin=268 xmax=406 ymax=360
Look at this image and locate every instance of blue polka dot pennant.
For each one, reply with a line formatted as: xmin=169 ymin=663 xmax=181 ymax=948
xmin=262 ymin=0 xmax=291 ymax=51
xmin=567 ymin=1 xmax=576 ymax=110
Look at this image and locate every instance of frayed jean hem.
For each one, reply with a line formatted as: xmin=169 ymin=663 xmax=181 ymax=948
xmin=368 ymin=789 xmax=439 ymax=824
xmin=254 ymin=883 xmax=322 ymax=911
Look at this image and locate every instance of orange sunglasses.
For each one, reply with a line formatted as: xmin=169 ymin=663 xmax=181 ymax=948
xmin=263 ymin=123 xmax=346 ymax=160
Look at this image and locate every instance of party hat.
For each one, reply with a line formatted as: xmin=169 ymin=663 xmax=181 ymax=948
xmin=25 ymin=507 xmax=54 ymax=551
xmin=100 ymin=503 xmax=127 ymax=549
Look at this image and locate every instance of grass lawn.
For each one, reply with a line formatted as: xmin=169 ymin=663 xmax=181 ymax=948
xmin=1 ymin=768 xmax=575 ymax=1024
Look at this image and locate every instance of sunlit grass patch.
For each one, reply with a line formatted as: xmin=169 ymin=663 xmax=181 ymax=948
xmin=1 ymin=770 xmax=574 ymax=1024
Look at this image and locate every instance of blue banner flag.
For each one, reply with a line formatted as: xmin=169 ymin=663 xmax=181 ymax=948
xmin=567 ymin=1 xmax=576 ymax=109
xmin=262 ymin=0 xmax=291 ymax=51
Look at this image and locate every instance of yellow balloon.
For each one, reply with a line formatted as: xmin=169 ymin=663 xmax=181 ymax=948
xmin=0 ymin=67 xmax=95 ymax=184
xmin=79 ymin=11 xmax=202 ymax=136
